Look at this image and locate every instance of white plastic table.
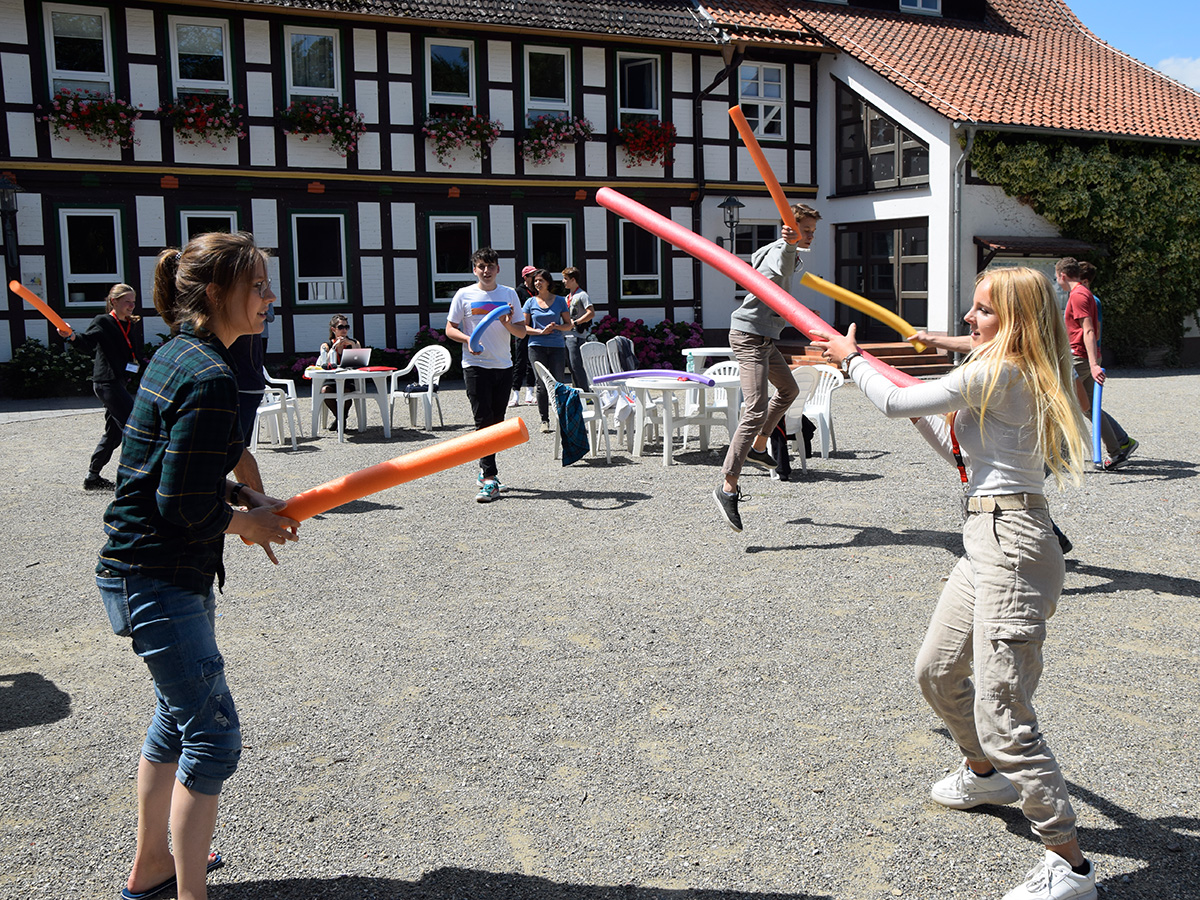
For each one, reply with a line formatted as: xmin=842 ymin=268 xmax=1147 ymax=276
xmin=683 ymin=346 xmax=735 ymax=373
xmin=308 ymin=368 xmax=394 ymax=442
xmin=625 ymin=374 xmax=740 ymax=465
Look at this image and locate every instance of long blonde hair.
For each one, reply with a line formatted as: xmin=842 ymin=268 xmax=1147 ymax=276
xmin=961 ymin=267 xmax=1088 ymax=487
xmin=105 ymin=283 xmax=140 ymax=323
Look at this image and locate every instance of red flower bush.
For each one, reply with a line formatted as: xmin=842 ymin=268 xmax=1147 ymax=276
xmin=591 ymin=315 xmax=704 ymax=369
xmin=277 ymin=99 xmax=367 ymax=156
xmin=423 ymin=107 xmax=502 ymax=166
xmin=39 ymin=89 xmax=142 ymax=149
xmin=615 ymin=118 xmax=676 ymax=167
xmin=159 ymin=95 xmax=245 ymax=146
xmin=521 ymin=114 xmax=594 ymax=166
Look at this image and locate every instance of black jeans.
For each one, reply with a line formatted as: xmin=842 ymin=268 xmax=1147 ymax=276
xmin=90 ymin=380 xmax=134 ymax=477
xmin=463 ymin=365 xmax=513 ymax=479
xmin=511 ymin=337 xmax=534 ymax=390
xmin=528 ymin=345 xmax=566 ymax=424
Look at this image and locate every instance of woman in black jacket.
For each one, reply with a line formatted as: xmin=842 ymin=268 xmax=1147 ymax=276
xmin=60 ymin=283 xmax=143 ymax=490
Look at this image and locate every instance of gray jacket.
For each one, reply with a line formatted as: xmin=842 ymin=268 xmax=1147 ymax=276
xmin=729 ymin=238 xmax=804 ymax=340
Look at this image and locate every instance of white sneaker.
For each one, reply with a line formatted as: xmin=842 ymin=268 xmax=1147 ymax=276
xmin=930 ymin=761 xmax=1019 ymax=809
xmin=508 ymin=391 xmax=519 ymax=408
xmin=1001 ymin=851 xmax=1096 ymax=900
xmin=523 ymin=388 xmax=536 ymax=404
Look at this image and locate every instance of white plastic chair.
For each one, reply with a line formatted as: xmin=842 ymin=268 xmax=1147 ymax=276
xmin=388 ymin=344 xmax=452 ymax=431
xmin=264 ymin=367 xmax=304 ymax=437
xmin=782 ymin=366 xmax=823 ymax=475
xmin=803 ymin=364 xmax=844 ymax=458
xmin=251 ymin=387 xmax=298 ymax=452
xmin=579 ymin=341 xmax=633 ymax=451
xmin=680 ymin=360 xmax=741 ymax=450
xmin=533 ymin=360 xmax=611 ymax=463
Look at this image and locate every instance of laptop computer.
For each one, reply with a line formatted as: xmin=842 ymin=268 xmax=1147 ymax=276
xmin=338 ymin=348 xmax=372 ymax=368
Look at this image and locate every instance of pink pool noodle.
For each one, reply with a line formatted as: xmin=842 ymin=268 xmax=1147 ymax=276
xmin=593 ymin=188 xmax=920 ymax=388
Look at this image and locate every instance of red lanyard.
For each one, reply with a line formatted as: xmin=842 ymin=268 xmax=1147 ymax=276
xmin=111 ymin=310 xmax=137 ymax=363
xmin=949 ymin=411 xmax=968 ymax=486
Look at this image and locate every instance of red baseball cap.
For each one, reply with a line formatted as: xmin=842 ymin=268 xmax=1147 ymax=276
xmin=521 ymin=265 xmax=536 ymax=277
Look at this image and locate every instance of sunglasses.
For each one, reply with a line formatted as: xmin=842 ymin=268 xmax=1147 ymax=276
xmin=334 ymin=323 xmax=349 ymax=329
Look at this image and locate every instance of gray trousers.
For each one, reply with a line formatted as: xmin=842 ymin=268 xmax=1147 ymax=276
xmin=915 ymin=505 xmax=1078 ymax=847
xmin=1073 ymin=355 xmax=1129 ymax=456
xmin=721 ymin=330 xmax=799 ymax=480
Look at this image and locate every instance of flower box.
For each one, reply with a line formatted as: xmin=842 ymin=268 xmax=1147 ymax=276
xmin=38 ymin=89 xmax=142 ymax=149
xmin=521 ymin=114 xmax=594 ymax=166
xmin=277 ymin=99 xmax=366 ymax=156
xmin=423 ymin=108 xmax=502 ymax=166
xmin=159 ymin=95 xmax=245 ymax=147
xmin=615 ymin=118 xmax=677 ymax=168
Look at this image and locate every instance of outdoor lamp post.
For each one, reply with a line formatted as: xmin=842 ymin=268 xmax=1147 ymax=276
xmin=718 ymin=195 xmax=743 ymax=250
xmin=0 ymin=174 xmax=21 ymax=271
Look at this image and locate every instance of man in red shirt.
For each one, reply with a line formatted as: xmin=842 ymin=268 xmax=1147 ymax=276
xmin=1056 ymin=257 xmax=1137 ymax=470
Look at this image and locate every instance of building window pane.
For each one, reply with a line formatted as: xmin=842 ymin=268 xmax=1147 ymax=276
xmin=428 ymin=40 xmax=475 ymax=116
xmin=431 ymin=217 xmax=478 ymax=300
xmin=836 ymin=82 xmax=928 ymax=194
xmin=181 ymin=211 xmax=237 ymax=241
xmin=177 ymin=25 xmax=224 ymax=82
xmin=46 ymin=5 xmax=112 ymax=94
xmin=293 ymin=215 xmax=347 ymax=303
xmin=739 ymin=64 xmax=785 ymax=139
xmin=286 ymin=27 xmax=340 ymax=102
xmin=834 ymin=218 xmax=928 ymax=337
xmin=61 ymin=209 xmax=123 ymax=306
xmin=529 ymin=219 xmax=571 ymax=278
xmin=618 ymin=54 xmax=659 ymax=125
xmin=620 ymin=221 xmax=659 ymax=299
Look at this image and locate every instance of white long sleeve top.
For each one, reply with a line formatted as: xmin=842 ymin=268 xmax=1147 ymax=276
xmin=846 ymin=356 xmax=1044 ymax=497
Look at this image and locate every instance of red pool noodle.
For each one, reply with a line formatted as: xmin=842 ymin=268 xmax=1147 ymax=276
xmin=244 ymin=419 xmax=529 ymax=541
xmin=594 ymin=188 xmax=920 ymax=388
xmin=9 ymin=280 xmax=72 ymax=335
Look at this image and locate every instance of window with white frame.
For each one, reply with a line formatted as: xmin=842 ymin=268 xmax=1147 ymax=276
xmin=427 ymin=39 xmax=475 ymax=117
xmin=181 ymin=210 xmax=238 ymax=242
xmin=60 ymin=208 xmax=123 ymax=306
xmin=525 ymin=47 xmax=570 ymax=124
xmin=285 ymin=26 xmax=340 ymax=103
xmin=617 ymin=53 xmax=660 ymax=127
xmin=169 ymin=17 xmax=232 ymax=97
xmin=739 ymin=64 xmax=784 ymax=139
xmin=836 ymin=81 xmax=929 ymax=194
xmin=900 ymin=0 xmax=941 ymax=14
xmin=527 ymin=217 xmax=573 ymax=291
xmin=619 ymin=220 xmax=660 ymax=300
xmin=430 ymin=216 xmax=479 ymax=300
xmin=45 ymin=4 xmax=113 ymax=95
xmin=730 ymin=222 xmax=780 ymax=298
xmin=291 ymin=214 xmax=348 ymax=303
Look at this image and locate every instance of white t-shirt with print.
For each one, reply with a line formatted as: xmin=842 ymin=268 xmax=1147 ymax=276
xmin=447 ymin=284 xmax=524 ymax=369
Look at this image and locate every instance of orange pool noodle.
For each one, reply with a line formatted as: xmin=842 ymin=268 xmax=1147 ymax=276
xmin=728 ymin=106 xmax=800 ymax=240
xmin=263 ymin=418 xmax=529 ymax=530
xmin=9 ymin=280 xmax=72 ymax=335
xmin=594 ymin=187 xmax=921 ymax=389
xmin=799 ymin=272 xmax=926 ymax=353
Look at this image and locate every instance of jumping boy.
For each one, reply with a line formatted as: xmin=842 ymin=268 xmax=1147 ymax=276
xmin=714 ymin=203 xmax=820 ymax=531
xmin=445 ymin=248 xmax=527 ymax=502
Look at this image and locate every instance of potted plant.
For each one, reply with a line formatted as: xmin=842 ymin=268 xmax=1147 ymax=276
xmin=158 ymin=95 xmax=245 ymax=147
xmin=520 ymin=114 xmax=594 ymax=166
xmin=38 ymin=89 xmax=142 ymax=149
xmin=615 ymin=118 xmax=677 ymax=167
xmin=277 ymin=98 xmax=367 ymax=156
xmin=423 ymin=107 xmax=503 ymax=166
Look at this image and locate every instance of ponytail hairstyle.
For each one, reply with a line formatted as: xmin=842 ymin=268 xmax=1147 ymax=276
xmin=153 ymin=231 xmax=263 ymax=335
xmin=105 ymin=283 xmax=140 ymax=323
xmin=327 ymin=314 xmax=351 ymax=344
xmin=962 ymin=267 xmax=1088 ymax=487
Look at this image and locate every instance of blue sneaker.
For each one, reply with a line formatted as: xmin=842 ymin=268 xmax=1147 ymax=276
xmin=478 ymin=471 xmax=506 ymax=493
xmin=475 ymin=479 xmax=500 ymax=503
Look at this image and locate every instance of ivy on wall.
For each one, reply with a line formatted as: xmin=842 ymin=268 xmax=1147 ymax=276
xmin=969 ymin=132 xmax=1200 ymax=364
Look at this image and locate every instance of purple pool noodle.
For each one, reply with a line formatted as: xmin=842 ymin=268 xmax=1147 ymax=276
xmin=591 ymin=369 xmax=716 ymax=386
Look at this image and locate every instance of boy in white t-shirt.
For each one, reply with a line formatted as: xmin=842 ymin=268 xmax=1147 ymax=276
xmin=445 ymin=247 xmax=527 ymax=502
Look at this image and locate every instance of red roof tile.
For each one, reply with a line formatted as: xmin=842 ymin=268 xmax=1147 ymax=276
xmin=704 ymin=0 xmax=1200 ymax=143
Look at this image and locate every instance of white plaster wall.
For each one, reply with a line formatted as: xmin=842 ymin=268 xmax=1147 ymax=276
xmin=362 ymin=314 xmax=385 ymax=347
xmin=6 ymin=112 xmax=37 ymax=157
xmin=583 ymin=206 xmax=608 ymax=253
xmin=424 ymin=145 xmax=481 ymax=173
xmin=672 ymin=97 xmax=693 ymax=139
xmin=136 ymin=196 xmax=166 ymax=248
xmin=584 ymin=141 xmax=607 ymax=178
xmin=392 ymin=260 xmax=419 ymax=306
xmin=245 ymin=21 xmax=271 ymax=65
xmin=387 ymin=33 xmax=412 ymax=75
xmin=673 ymin=147 xmax=693 ymax=180
xmin=17 ymin=194 xmax=44 ymax=246
xmin=247 ymin=72 xmax=273 ymax=117
xmin=703 ymin=144 xmax=729 ymax=182
xmin=354 ymin=29 xmax=377 ymax=72
xmin=0 ymin=0 xmax=28 ymax=44
xmin=394 ymin=313 xmax=422 ymax=346
xmin=252 ymin=199 xmax=278 ymax=248
xmin=129 ymin=63 xmax=158 ymax=111
xmin=582 ymin=48 xmax=605 ymax=87
xmin=250 ymin=125 xmax=276 ymax=167
xmin=133 ymin=118 xmax=162 ymax=163
xmin=490 ymin=87 xmax=514 ymax=132
xmin=358 ymin=202 xmax=382 ymax=250
xmin=360 ymin=257 xmax=385 ymax=306
xmin=391 ymin=203 xmax=416 ymax=250
xmin=672 ymin=257 xmax=693 ymax=301
xmin=390 ymin=133 xmax=414 ymax=173
xmin=285 ymin=134 xmax=348 ymax=169
xmin=293 ymin=315 xmax=333 ymax=356
xmin=522 ymin=148 xmax=574 ymax=177
xmin=582 ymin=94 xmax=607 ymax=134
xmin=389 ymin=82 xmax=413 ymax=127
xmin=490 ymin=205 xmax=515 ymax=252
xmin=701 ymin=98 xmax=727 ymax=140
xmin=173 ymin=134 xmax=238 ymax=165
xmin=50 ymin=133 xmax=122 ymax=161
xmin=355 ymin=80 xmax=379 ymax=124
xmin=0 ymin=321 xmax=11 ymax=362
xmin=489 ymin=41 xmax=512 ymax=83
xmin=126 ymin=9 xmax=154 ymax=54
xmin=2 ymin=52 xmax=32 ymax=104
xmin=357 ymin=131 xmax=380 ymax=170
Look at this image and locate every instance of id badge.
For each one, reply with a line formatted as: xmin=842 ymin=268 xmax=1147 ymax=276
xmin=126 ymin=362 xmax=139 ymax=373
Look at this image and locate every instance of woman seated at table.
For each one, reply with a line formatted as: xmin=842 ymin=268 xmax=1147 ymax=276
xmin=316 ymin=314 xmax=361 ymax=426
xmin=522 ymin=268 xmax=572 ymax=432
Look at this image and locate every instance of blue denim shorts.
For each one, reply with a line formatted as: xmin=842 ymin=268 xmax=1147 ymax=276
xmin=97 ymin=570 xmax=241 ymax=795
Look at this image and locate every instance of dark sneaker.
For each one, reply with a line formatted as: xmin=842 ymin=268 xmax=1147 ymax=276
xmin=1053 ymin=523 xmax=1073 ymax=555
xmin=83 ymin=473 xmax=115 ymax=491
xmin=745 ymin=447 xmax=777 ymax=470
xmin=713 ymin=487 xmax=744 ymax=532
xmin=1112 ymin=437 xmax=1139 ymax=467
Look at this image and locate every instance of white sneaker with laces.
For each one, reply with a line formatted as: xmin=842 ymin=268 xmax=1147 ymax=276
xmin=930 ymin=761 xmax=1019 ymax=809
xmin=523 ymin=388 xmax=536 ymax=404
xmin=1001 ymin=851 xmax=1096 ymax=900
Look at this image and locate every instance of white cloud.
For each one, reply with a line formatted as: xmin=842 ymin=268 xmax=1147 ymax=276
xmin=1156 ymin=57 xmax=1200 ymax=90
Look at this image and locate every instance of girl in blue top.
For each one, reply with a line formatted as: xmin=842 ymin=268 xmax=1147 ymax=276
xmin=521 ymin=268 xmax=572 ymax=431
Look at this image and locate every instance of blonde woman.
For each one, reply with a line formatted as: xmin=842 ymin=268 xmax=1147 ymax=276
xmin=813 ymin=267 xmax=1094 ymax=900
xmin=60 ymin=283 xmax=144 ymax=490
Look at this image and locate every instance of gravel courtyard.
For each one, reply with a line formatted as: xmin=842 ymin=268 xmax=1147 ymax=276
xmin=1 ymin=368 xmax=1197 ymax=900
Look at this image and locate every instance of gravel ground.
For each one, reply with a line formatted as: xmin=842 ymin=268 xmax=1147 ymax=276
xmin=1 ymin=369 xmax=1197 ymax=900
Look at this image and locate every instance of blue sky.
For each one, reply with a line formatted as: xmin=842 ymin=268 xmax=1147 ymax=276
xmin=1066 ymin=0 xmax=1200 ymax=88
